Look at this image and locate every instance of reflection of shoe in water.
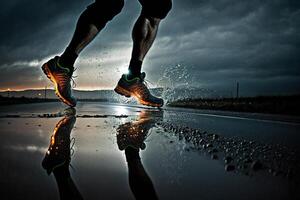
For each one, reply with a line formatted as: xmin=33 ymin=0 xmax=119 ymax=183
xmin=41 ymin=56 xmax=77 ymax=107
xmin=42 ymin=109 xmax=83 ymax=199
xmin=117 ymin=111 xmax=161 ymax=200
xmin=114 ymin=72 xmax=164 ymax=107
xmin=42 ymin=114 xmax=76 ymax=175
xmin=117 ymin=110 xmax=163 ymax=151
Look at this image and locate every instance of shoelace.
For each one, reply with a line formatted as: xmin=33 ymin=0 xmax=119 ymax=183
xmin=70 ymin=68 xmax=78 ymax=88
xmin=137 ymin=79 xmax=153 ymax=98
xmin=70 ymin=137 xmax=76 ymax=156
xmin=142 ymin=78 xmax=164 ymax=101
xmin=56 ymin=57 xmax=77 ymax=88
xmin=69 ymin=137 xmax=76 ymax=171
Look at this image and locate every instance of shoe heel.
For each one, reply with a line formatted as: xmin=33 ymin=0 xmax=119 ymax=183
xmin=41 ymin=63 xmax=52 ymax=81
xmin=114 ymin=85 xmax=131 ymax=98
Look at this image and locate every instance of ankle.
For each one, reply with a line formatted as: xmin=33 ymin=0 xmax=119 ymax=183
xmin=128 ymin=59 xmax=142 ymax=78
xmin=59 ymin=47 xmax=78 ymax=68
xmin=127 ymin=72 xmax=141 ymax=80
xmin=125 ymin=147 xmax=141 ymax=162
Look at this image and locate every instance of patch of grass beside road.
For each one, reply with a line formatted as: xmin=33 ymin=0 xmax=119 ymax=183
xmin=168 ymin=95 xmax=300 ymax=116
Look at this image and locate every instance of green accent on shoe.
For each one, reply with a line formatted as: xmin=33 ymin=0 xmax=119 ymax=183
xmin=115 ymin=72 xmax=164 ymax=107
xmin=57 ymin=59 xmax=71 ymax=74
xmin=41 ymin=56 xmax=77 ymax=107
xmin=124 ymin=74 xmax=140 ymax=83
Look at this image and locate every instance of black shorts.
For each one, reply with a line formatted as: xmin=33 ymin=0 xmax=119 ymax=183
xmin=92 ymin=0 xmax=172 ymax=20
xmin=138 ymin=0 xmax=172 ymax=19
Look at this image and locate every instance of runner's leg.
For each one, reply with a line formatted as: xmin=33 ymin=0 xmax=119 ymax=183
xmin=128 ymin=0 xmax=172 ymax=78
xmin=60 ymin=0 xmax=124 ymax=67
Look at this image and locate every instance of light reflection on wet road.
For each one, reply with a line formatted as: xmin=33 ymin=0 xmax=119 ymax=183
xmin=0 ymin=102 xmax=299 ymax=200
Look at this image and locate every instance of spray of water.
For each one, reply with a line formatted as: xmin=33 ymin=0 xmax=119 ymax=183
xmin=95 ymin=63 xmax=216 ymax=105
xmin=157 ymin=64 xmax=216 ymax=104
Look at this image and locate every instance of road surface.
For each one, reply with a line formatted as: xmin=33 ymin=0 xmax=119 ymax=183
xmin=0 ymin=102 xmax=299 ymax=200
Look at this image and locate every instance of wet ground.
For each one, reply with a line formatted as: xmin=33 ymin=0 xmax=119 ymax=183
xmin=0 ymin=102 xmax=299 ymax=200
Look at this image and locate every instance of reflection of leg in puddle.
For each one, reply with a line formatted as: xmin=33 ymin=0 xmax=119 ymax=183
xmin=42 ymin=108 xmax=83 ymax=200
xmin=126 ymin=147 xmax=158 ymax=200
xmin=117 ymin=110 xmax=163 ymax=200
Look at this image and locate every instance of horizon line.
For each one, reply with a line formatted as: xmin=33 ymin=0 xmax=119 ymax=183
xmin=0 ymin=87 xmax=164 ymax=92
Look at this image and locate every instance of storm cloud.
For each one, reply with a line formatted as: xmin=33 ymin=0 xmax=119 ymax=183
xmin=0 ymin=0 xmax=299 ymax=96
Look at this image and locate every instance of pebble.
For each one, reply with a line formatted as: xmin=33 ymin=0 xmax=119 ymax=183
xmin=251 ymin=160 xmax=262 ymax=171
xmin=224 ymin=156 xmax=233 ymax=164
xmin=206 ymin=143 xmax=213 ymax=148
xmin=212 ymin=148 xmax=218 ymax=153
xmin=212 ymin=134 xmax=219 ymax=140
xmin=225 ymin=164 xmax=235 ymax=171
xmin=243 ymin=157 xmax=252 ymax=163
xmin=272 ymin=171 xmax=279 ymax=176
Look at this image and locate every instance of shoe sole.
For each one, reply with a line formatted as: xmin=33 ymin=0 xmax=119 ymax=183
xmin=114 ymin=85 xmax=163 ymax=108
xmin=42 ymin=63 xmax=76 ymax=107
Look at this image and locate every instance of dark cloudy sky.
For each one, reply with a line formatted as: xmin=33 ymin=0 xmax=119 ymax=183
xmin=0 ymin=0 xmax=299 ymax=96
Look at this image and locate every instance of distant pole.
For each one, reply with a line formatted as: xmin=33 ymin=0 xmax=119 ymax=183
xmin=44 ymin=86 xmax=47 ymax=100
xmin=236 ymin=82 xmax=239 ymax=98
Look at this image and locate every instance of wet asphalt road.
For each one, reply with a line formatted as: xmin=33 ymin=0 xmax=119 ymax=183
xmin=0 ymin=102 xmax=299 ymax=200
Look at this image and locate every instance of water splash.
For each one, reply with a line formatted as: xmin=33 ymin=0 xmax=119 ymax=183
xmin=157 ymin=64 xmax=216 ymax=104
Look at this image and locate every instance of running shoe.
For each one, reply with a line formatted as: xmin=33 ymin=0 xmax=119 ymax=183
xmin=117 ymin=110 xmax=163 ymax=151
xmin=114 ymin=72 xmax=164 ymax=107
xmin=42 ymin=111 xmax=76 ymax=175
xmin=42 ymin=56 xmax=77 ymax=107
